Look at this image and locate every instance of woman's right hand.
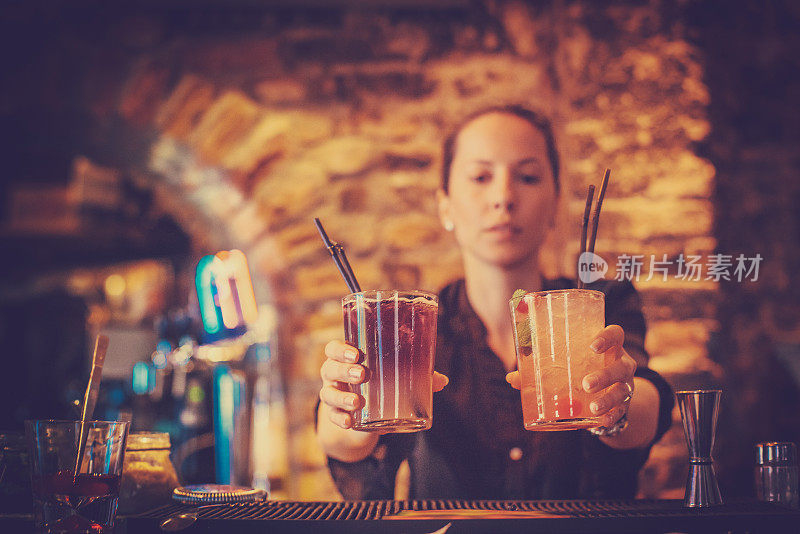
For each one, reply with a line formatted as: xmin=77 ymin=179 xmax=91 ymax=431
xmin=320 ymin=340 xmax=450 ymax=430
xmin=319 ymin=340 xmax=370 ymax=431
xmin=317 ymin=340 xmax=378 ymax=462
xmin=317 ymin=340 xmax=449 ymax=463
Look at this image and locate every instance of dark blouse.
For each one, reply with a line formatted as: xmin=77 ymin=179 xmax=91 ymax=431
xmin=327 ymin=278 xmax=674 ymax=500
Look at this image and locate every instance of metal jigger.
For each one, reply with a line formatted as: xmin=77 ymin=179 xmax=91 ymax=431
xmin=677 ymin=390 xmax=723 ymax=507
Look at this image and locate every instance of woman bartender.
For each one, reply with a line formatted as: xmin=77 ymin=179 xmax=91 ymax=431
xmin=316 ymin=106 xmax=673 ymax=499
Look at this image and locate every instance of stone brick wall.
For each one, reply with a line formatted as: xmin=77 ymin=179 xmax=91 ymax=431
xmin=20 ymin=1 xmax=727 ymax=499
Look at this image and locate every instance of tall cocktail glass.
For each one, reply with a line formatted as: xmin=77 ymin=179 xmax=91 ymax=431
xmin=510 ymin=289 xmax=606 ymax=430
xmin=25 ymin=420 xmax=129 ymax=533
xmin=343 ymin=290 xmax=438 ymax=432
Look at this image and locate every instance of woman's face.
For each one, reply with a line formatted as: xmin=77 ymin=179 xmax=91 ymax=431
xmin=438 ymin=112 xmax=557 ymax=269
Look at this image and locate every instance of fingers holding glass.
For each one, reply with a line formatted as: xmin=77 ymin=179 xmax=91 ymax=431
xmin=328 ymin=407 xmax=355 ymax=429
xmin=433 ymin=371 xmax=450 ymax=392
xmin=324 ymin=340 xmax=362 ymax=363
xmin=505 ymin=370 xmax=521 ymax=390
xmin=590 ymin=324 xmax=625 ymax=355
xmin=321 ymin=358 xmax=367 ymax=385
xmin=583 ymin=354 xmax=635 ymax=394
xmin=320 ymin=384 xmax=364 ymax=426
xmin=589 ymin=381 xmax=634 ymax=417
xmin=319 ymin=342 xmax=367 ymax=430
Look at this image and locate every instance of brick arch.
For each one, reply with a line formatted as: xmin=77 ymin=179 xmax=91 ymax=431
xmin=145 ymin=135 xmax=277 ymax=306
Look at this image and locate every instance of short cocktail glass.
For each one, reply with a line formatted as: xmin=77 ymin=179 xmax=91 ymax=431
xmin=343 ymin=290 xmax=438 ymax=432
xmin=25 ymin=420 xmax=129 ymax=533
xmin=510 ymin=289 xmax=606 ymax=431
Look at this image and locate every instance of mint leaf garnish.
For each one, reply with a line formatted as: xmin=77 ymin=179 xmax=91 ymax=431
xmin=511 ymin=289 xmax=532 ymax=348
xmin=511 ymin=288 xmax=527 ymax=307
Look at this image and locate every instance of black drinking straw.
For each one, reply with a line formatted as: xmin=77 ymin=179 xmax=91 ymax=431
xmin=578 ymin=185 xmax=596 ymax=290
xmin=579 ymin=185 xmax=595 ymax=259
xmin=587 ymin=168 xmax=611 ymax=255
xmin=314 ymin=217 xmax=362 ymax=293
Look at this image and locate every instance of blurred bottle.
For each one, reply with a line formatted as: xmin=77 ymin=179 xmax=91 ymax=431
xmin=250 ymin=342 xmax=288 ymax=498
xmin=213 ymin=341 xmax=288 ymax=497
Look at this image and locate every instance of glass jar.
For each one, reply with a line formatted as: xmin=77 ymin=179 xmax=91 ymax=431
xmin=755 ymin=441 xmax=798 ymax=509
xmin=119 ymin=432 xmax=180 ymax=514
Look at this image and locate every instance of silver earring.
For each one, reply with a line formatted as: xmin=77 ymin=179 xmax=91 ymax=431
xmin=444 ymin=220 xmax=454 ymax=232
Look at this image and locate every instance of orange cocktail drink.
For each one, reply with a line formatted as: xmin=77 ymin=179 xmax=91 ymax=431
xmin=510 ymin=289 xmax=606 ymax=431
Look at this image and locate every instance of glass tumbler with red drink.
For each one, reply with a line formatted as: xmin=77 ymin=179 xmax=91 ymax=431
xmin=342 ymin=290 xmax=438 ymax=432
xmin=25 ymin=420 xmax=129 ymax=533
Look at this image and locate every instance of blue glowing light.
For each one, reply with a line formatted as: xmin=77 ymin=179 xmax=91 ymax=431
xmin=132 ymin=362 xmax=151 ymax=395
xmin=196 ymin=255 xmax=221 ymax=335
xmin=195 ymin=251 xmax=259 ymax=340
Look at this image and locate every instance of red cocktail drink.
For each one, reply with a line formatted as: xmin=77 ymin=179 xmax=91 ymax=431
xmin=25 ymin=420 xmax=128 ymax=533
xmin=343 ymin=290 xmax=438 ymax=432
xmin=32 ymin=472 xmax=121 ymax=533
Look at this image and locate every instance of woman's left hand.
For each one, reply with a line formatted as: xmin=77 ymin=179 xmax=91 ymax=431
xmin=505 ymin=324 xmax=636 ymax=428
xmin=580 ymin=324 xmax=636 ymax=428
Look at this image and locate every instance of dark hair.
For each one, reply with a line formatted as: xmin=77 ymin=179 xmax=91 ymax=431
xmin=441 ymin=105 xmax=560 ymax=195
